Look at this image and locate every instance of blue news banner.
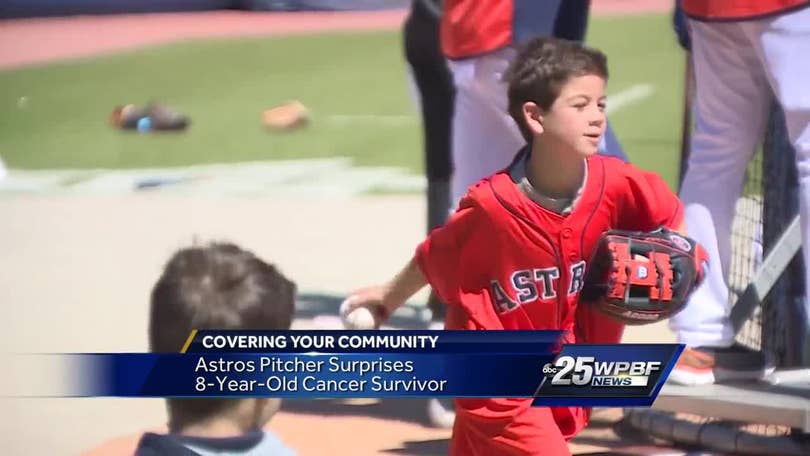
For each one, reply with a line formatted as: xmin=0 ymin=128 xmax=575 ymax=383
xmin=76 ymin=330 xmax=682 ymax=406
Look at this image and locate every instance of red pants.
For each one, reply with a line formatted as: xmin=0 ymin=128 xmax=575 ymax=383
xmin=444 ymin=302 xmax=625 ymax=455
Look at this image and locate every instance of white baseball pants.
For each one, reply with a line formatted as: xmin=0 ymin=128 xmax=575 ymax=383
xmin=670 ymin=6 xmax=810 ymax=347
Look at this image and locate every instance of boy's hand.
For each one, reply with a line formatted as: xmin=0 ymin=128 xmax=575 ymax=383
xmin=340 ymin=257 xmax=428 ymax=329
xmin=340 ymin=286 xmax=393 ymax=329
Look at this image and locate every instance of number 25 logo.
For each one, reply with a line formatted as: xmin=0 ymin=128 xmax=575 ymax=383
xmin=551 ymin=356 xmax=595 ymax=386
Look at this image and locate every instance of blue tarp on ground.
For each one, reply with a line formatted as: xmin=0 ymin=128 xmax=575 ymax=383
xmin=1 ymin=0 xmax=409 ymax=19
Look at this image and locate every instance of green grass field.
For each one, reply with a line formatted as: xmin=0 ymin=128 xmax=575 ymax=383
xmin=0 ymin=13 xmax=686 ymax=187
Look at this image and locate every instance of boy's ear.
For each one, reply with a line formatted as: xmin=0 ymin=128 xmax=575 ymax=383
xmin=522 ymin=102 xmax=544 ymax=135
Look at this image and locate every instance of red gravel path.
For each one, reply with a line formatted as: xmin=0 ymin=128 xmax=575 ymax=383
xmin=0 ymin=10 xmax=408 ymax=70
xmin=0 ymin=0 xmax=671 ymax=70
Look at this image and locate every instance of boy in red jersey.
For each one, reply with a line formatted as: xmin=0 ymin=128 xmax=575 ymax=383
xmin=344 ymin=37 xmax=686 ymax=455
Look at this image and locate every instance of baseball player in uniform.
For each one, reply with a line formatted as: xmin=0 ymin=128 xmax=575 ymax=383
xmin=404 ymin=0 xmax=455 ymax=324
xmin=440 ymin=0 xmax=628 ymax=205
xmin=668 ymin=0 xmax=810 ymax=385
xmin=344 ymin=38 xmax=704 ymax=455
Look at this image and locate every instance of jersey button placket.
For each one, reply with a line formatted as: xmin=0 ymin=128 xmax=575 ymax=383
xmin=558 ymin=227 xmax=576 ymax=327
xmin=561 ymin=228 xmax=576 ymax=260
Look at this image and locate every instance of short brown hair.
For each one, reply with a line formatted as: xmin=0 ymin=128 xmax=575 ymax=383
xmin=149 ymin=242 xmax=296 ymax=430
xmin=505 ymin=37 xmax=608 ymax=142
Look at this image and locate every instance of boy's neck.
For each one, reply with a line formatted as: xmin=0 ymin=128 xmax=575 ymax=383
xmin=174 ymin=400 xmax=265 ymax=438
xmin=178 ymin=417 xmax=255 ymax=438
xmin=526 ymin=140 xmax=586 ymax=199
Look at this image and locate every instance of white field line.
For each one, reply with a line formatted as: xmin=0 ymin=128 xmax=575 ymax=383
xmin=607 ymin=84 xmax=655 ymax=114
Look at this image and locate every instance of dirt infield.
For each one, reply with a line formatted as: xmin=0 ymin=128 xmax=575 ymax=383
xmin=0 ymin=195 xmax=676 ymax=455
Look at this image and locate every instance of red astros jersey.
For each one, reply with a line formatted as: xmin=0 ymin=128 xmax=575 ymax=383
xmin=441 ymin=0 xmax=561 ymax=60
xmin=683 ymin=0 xmax=809 ymax=20
xmin=415 ymin=153 xmax=683 ymax=455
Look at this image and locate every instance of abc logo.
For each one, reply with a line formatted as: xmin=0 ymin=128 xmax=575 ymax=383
xmin=542 ymin=363 xmax=557 ymax=377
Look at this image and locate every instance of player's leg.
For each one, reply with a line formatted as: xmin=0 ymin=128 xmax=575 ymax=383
xmin=404 ymin=5 xmax=458 ymax=424
xmin=448 ymin=47 xmax=526 ymax=204
xmin=668 ymin=20 xmax=770 ymax=358
xmin=403 ymin=0 xmax=454 ymax=234
xmin=746 ymin=5 xmax=810 ymax=337
xmin=404 ymin=1 xmax=454 ymax=323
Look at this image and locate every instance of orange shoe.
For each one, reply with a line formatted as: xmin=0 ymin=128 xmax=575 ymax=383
xmin=668 ymin=347 xmax=717 ymax=385
xmin=668 ymin=345 xmax=769 ymax=386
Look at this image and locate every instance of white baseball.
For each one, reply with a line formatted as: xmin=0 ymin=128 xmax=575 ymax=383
xmin=339 ymin=298 xmax=376 ymax=330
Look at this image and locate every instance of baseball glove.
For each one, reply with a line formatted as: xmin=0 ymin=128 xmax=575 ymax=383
xmin=581 ymin=227 xmax=708 ymax=325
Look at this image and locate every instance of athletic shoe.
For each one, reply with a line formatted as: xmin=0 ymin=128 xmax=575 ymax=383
xmin=667 ymin=344 xmax=769 ymax=386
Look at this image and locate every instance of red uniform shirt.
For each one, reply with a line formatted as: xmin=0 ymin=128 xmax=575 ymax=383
xmin=682 ymin=0 xmax=809 ymax=21
xmin=415 ymin=154 xmax=683 ymax=455
xmin=440 ymin=0 xmax=559 ymax=60
xmin=441 ymin=0 xmax=512 ymax=59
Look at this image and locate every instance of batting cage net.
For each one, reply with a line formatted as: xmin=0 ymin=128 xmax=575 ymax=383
xmin=731 ymin=147 xmax=764 ymax=353
xmin=760 ymin=105 xmax=805 ymax=368
xmin=733 ymin=102 xmax=805 ymax=367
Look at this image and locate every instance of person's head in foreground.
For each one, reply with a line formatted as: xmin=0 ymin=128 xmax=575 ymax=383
xmin=137 ymin=241 xmax=296 ymax=456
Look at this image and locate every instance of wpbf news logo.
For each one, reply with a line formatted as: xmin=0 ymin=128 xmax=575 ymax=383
xmin=532 ymin=344 xmax=681 ymax=405
xmin=542 ymin=356 xmax=661 ymax=387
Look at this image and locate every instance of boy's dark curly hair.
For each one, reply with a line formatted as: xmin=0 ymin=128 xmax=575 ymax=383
xmin=505 ymin=37 xmax=608 ymax=142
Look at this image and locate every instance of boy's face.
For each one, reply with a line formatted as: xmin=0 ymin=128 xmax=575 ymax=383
xmin=529 ymin=74 xmax=607 ymax=157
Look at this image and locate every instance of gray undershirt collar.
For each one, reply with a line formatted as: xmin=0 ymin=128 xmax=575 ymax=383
xmin=509 ymin=151 xmax=587 ymax=215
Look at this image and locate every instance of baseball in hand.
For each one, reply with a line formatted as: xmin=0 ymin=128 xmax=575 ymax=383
xmin=340 ymin=298 xmax=377 ymax=330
